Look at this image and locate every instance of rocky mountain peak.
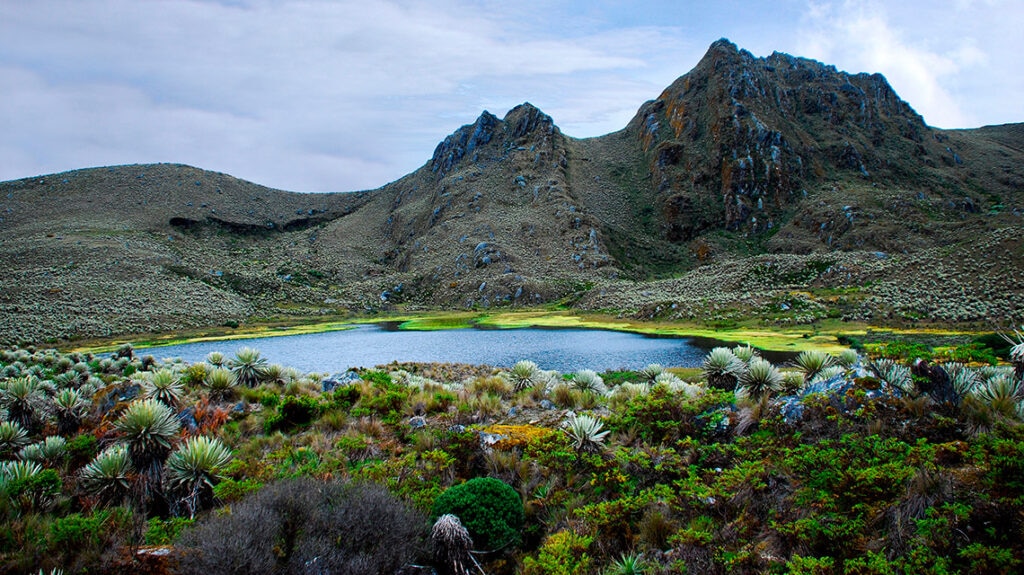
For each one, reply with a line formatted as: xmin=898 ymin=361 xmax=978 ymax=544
xmin=429 ymin=102 xmax=558 ymax=179
xmin=621 ymin=37 xmax=946 ymax=244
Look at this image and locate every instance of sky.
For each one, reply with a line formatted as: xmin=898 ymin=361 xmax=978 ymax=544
xmin=1 ymin=0 xmax=1021 ymax=192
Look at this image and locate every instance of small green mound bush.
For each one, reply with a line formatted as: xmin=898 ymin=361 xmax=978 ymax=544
xmin=431 ymin=477 xmax=524 ymax=550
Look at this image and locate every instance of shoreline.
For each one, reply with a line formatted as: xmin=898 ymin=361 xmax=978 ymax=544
xmin=67 ymin=310 xmax=980 ymax=356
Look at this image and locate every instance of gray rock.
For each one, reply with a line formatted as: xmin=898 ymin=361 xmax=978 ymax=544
xmin=177 ymin=406 xmax=198 ymax=432
xmin=322 ymin=370 xmax=362 ymax=392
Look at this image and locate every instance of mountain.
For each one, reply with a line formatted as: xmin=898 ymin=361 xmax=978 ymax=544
xmin=1 ymin=39 xmax=1022 ymax=346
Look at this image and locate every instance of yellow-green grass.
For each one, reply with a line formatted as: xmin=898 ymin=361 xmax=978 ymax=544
xmin=74 ymin=320 xmax=358 ymax=354
xmin=72 ymin=310 xmax=982 ymax=356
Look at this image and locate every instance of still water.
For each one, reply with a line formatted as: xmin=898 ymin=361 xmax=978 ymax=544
xmin=139 ymin=324 xmax=714 ymax=374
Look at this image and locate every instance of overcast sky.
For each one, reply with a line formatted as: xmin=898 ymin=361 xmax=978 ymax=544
xmin=2 ymin=0 xmax=1021 ymax=192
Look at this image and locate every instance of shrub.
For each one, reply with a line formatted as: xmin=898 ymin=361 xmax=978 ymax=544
xmin=145 ymin=516 xmax=194 ymax=545
xmin=521 ymin=530 xmax=593 ymax=575
xmin=265 ymin=395 xmax=322 ymax=433
xmin=65 ymin=433 xmax=98 ymax=469
xmin=174 ymin=477 xmax=426 ymax=575
xmin=431 ymin=477 xmax=524 ymax=550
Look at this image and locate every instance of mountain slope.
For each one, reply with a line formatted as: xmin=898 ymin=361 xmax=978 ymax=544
xmin=1 ymin=40 xmax=1022 ymax=345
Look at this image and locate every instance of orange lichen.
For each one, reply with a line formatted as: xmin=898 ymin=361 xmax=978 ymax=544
xmin=482 ymin=424 xmax=553 ymax=451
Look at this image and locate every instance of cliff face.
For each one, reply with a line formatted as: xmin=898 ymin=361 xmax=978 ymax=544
xmin=617 ymin=39 xmax=952 ymax=242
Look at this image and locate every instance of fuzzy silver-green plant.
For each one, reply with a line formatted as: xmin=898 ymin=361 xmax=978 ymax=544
xmin=114 ymin=398 xmax=181 ymax=476
xmin=0 ymin=376 xmax=45 ymax=431
xmin=608 ymin=382 xmax=649 ymax=411
xmin=639 ymin=364 xmax=664 ymax=382
xmin=809 ymin=365 xmax=846 ymax=385
xmin=17 ymin=443 xmax=45 ymax=464
xmin=53 ymin=388 xmax=88 ymax=435
xmin=141 ymin=368 xmax=184 ymax=407
xmin=20 ymin=436 xmax=67 ymax=466
xmin=0 ymin=459 xmax=42 ymax=488
xmin=653 ymin=372 xmax=703 ymax=398
xmin=870 ymin=358 xmax=914 ymax=396
xmin=565 ymin=413 xmax=609 ymax=453
xmin=203 ymin=367 xmax=237 ymax=400
xmin=572 ymin=369 xmax=607 ymax=395
xmin=263 ymin=363 xmax=289 ymax=385
xmin=1011 ymin=336 xmax=1024 ymax=380
xmin=205 ymin=351 xmax=226 ymax=368
xmin=837 ymin=349 xmax=860 ymax=368
xmin=702 ymin=347 xmax=746 ymax=391
xmin=79 ymin=444 xmax=134 ymax=507
xmin=52 ymin=372 xmax=79 ymax=389
xmin=738 ymin=357 xmax=784 ymax=399
xmin=782 ymin=371 xmax=805 ymax=392
xmin=228 ymin=347 xmax=268 ymax=388
xmin=0 ymin=421 xmax=29 ymax=457
xmin=794 ymin=350 xmax=835 ymax=383
xmin=54 ymin=356 xmax=74 ymax=374
xmin=164 ymin=435 xmax=233 ymax=518
xmin=506 ymin=360 xmax=541 ymax=392
xmin=973 ymin=374 xmax=1021 ymax=417
xmin=732 ymin=344 xmax=759 ymax=364
xmin=977 ymin=366 xmax=1013 ymax=384
xmin=942 ymin=362 xmax=980 ymax=398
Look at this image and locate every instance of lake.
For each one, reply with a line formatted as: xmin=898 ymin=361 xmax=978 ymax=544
xmin=138 ymin=324 xmax=719 ymax=374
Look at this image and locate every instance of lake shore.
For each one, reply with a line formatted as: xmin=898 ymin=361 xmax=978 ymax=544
xmin=68 ymin=310 xmax=980 ymax=356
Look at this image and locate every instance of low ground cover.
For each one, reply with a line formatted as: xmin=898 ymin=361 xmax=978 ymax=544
xmin=1 ymin=333 xmax=1022 ymax=573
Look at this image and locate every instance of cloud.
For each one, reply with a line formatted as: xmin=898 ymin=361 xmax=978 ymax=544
xmin=797 ymin=1 xmax=973 ymax=127
xmin=2 ymin=0 xmax=1020 ymax=191
xmin=0 ymin=0 xmax=684 ymax=191
xmin=796 ymin=0 xmax=1024 ymax=129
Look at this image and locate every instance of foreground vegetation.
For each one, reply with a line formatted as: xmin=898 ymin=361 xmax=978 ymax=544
xmin=1 ymin=332 xmax=1023 ymax=574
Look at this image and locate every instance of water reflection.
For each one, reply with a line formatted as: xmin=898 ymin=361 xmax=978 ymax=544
xmin=139 ymin=324 xmax=720 ymax=374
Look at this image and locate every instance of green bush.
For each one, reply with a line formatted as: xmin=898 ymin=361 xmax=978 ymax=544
xmin=867 ymin=341 xmax=932 ymax=361
xmin=521 ymin=530 xmax=593 ymax=575
xmin=51 ymin=512 xmax=106 ymax=547
xmin=941 ymin=343 xmax=999 ymax=365
xmin=65 ymin=433 xmax=98 ymax=469
xmin=145 ymin=516 xmax=194 ymax=545
xmin=972 ymin=333 xmax=1013 ymax=360
xmin=329 ymin=385 xmax=361 ymax=410
xmin=264 ymin=395 xmax=322 ymax=433
xmin=213 ymin=477 xmax=263 ymax=503
xmin=431 ymin=477 xmax=524 ymax=550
